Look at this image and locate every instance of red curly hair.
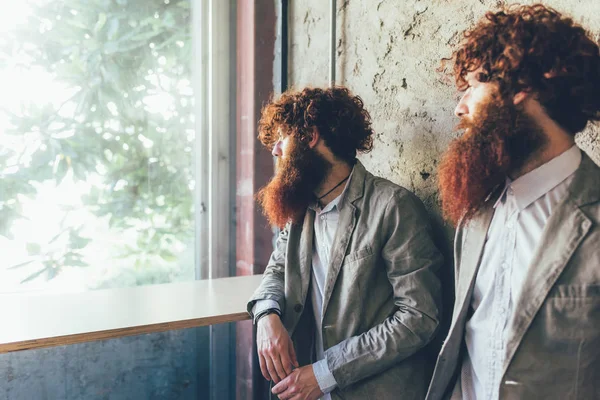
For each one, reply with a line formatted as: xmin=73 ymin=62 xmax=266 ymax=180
xmin=258 ymin=87 xmax=374 ymax=163
xmin=449 ymin=3 xmax=600 ymax=134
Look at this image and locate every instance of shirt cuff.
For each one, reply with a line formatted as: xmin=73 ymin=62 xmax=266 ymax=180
xmin=251 ymin=300 xmax=281 ymax=323
xmin=312 ymin=359 xmax=338 ymax=394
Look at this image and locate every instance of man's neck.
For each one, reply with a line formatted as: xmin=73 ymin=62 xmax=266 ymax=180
xmin=509 ymin=112 xmax=576 ymax=180
xmin=316 ymin=161 xmax=353 ymax=207
xmin=510 ymin=138 xmax=575 ymax=180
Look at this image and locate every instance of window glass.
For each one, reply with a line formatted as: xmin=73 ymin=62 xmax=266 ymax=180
xmin=0 ymin=0 xmax=197 ymax=292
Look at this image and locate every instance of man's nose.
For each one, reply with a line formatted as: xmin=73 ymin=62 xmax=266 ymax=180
xmin=455 ymin=95 xmax=468 ymax=118
xmin=272 ymin=141 xmax=282 ymax=157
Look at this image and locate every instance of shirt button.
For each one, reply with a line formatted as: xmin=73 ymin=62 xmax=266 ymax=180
xmin=502 ymin=262 xmax=508 ymax=270
xmin=294 ymin=304 xmax=303 ymax=313
xmin=507 ymin=222 xmax=513 ymax=229
xmin=320 ymin=215 xmax=325 ymax=220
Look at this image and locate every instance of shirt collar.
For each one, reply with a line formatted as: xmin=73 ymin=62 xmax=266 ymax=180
xmin=493 ymin=145 xmax=582 ymax=211
xmin=310 ymin=165 xmax=356 ymax=213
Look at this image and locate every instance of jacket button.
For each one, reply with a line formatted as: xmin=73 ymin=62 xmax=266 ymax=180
xmin=294 ymin=304 xmax=303 ymax=313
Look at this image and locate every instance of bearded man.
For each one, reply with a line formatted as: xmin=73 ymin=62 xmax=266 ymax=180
xmin=247 ymin=86 xmax=444 ymax=400
xmin=427 ymin=4 xmax=600 ymax=400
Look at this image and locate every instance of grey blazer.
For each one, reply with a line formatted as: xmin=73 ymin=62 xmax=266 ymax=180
xmin=426 ymin=152 xmax=600 ymax=400
xmin=249 ymin=161 xmax=444 ymax=400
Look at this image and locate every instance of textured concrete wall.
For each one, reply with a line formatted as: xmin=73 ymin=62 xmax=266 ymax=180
xmin=0 ymin=328 xmax=209 ymax=400
xmin=288 ymin=0 xmax=600 ymax=221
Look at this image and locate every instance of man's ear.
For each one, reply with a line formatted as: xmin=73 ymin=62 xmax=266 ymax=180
xmin=513 ymin=91 xmax=529 ymax=106
xmin=307 ymin=128 xmax=320 ymax=149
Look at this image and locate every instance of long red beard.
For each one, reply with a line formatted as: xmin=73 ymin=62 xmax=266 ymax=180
xmin=438 ymin=95 xmax=547 ymax=225
xmin=257 ymin=140 xmax=330 ymax=228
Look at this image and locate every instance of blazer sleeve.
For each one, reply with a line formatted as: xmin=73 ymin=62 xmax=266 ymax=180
xmin=324 ymin=190 xmax=443 ymax=388
xmin=247 ymin=224 xmax=289 ymax=318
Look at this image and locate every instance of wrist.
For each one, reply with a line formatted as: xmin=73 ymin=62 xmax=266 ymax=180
xmin=254 ymin=308 xmax=281 ymax=325
xmin=259 ymin=313 xmax=280 ymax=325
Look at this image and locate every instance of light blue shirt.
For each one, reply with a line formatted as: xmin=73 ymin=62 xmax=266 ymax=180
xmin=306 ymin=191 xmax=344 ymax=400
xmin=460 ymin=145 xmax=582 ymax=400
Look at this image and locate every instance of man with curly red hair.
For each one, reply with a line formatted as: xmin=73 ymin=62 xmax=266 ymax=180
xmin=428 ymin=4 xmax=600 ymax=400
xmin=247 ymin=87 xmax=444 ymax=399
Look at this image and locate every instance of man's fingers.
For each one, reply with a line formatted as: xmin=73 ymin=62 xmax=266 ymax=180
xmin=279 ymin=350 xmax=293 ymax=376
xmin=275 ymin=386 xmax=298 ymax=400
xmin=272 ymin=352 xmax=288 ymax=382
xmin=288 ymin=340 xmax=299 ymax=368
xmin=277 ymin=392 xmax=294 ymax=400
xmin=271 ymin=377 xmax=288 ymax=395
xmin=258 ymin=353 xmax=271 ymax=381
xmin=265 ymin=354 xmax=281 ymax=383
xmin=272 ymin=377 xmax=298 ymax=400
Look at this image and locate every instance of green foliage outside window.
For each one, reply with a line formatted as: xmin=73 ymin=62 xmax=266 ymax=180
xmin=0 ymin=0 xmax=196 ymax=290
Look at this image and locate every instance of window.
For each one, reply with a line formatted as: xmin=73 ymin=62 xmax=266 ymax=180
xmin=0 ymin=1 xmax=277 ymax=398
xmin=0 ymin=0 xmax=234 ymax=293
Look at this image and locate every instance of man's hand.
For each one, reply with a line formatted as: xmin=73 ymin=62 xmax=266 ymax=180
xmin=271 ymin=365 xmax=324 ymax=400
xmin=257 ymin=313 xmax=299 ymax=383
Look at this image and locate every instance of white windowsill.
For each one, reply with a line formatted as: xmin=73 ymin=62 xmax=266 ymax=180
xmin=0 ymin=275 xmax=262 ymax=353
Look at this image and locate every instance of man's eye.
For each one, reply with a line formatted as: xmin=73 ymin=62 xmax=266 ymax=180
xmin=476 ymin=72 xmax=489 ymax=83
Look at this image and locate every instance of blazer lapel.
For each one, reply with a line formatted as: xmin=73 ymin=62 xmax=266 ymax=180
xmin=503 ymin=153 xmax=599 ymax=372
xmin=450 ymin=202 xmax=496 ymax=331
xmin=321 ymin=161 xmax=366 ymax=316
xmin=298 ymin=209 xmax=315 ymax=306
xmin=322 ymin=203 xmax=358 ymax=316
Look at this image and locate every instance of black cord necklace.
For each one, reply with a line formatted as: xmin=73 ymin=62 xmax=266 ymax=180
xmin=317 ymin=175 xmax=350 ymax=201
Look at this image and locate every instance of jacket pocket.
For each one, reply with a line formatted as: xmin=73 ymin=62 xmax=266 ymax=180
xmin=515 ymin=284 xmax=600 ymax=399
xmin=546 ymin=284 xmax=600 ymax=340
xmin=342 ymin=246 xmax=373 ymax=265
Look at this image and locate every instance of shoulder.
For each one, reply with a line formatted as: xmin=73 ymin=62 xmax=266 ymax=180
xmin=362 ymin=170 xmax=427 ymax=215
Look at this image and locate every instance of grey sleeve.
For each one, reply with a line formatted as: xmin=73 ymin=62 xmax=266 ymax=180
xmin=247 ymin=225 xmax=289 ymax=318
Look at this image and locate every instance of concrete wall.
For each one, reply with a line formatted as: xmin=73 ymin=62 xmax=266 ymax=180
xmin=0 ymin=328 xmax=210 ymax=400
xmin=288 ymin=0 xmax=600 ymax=224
